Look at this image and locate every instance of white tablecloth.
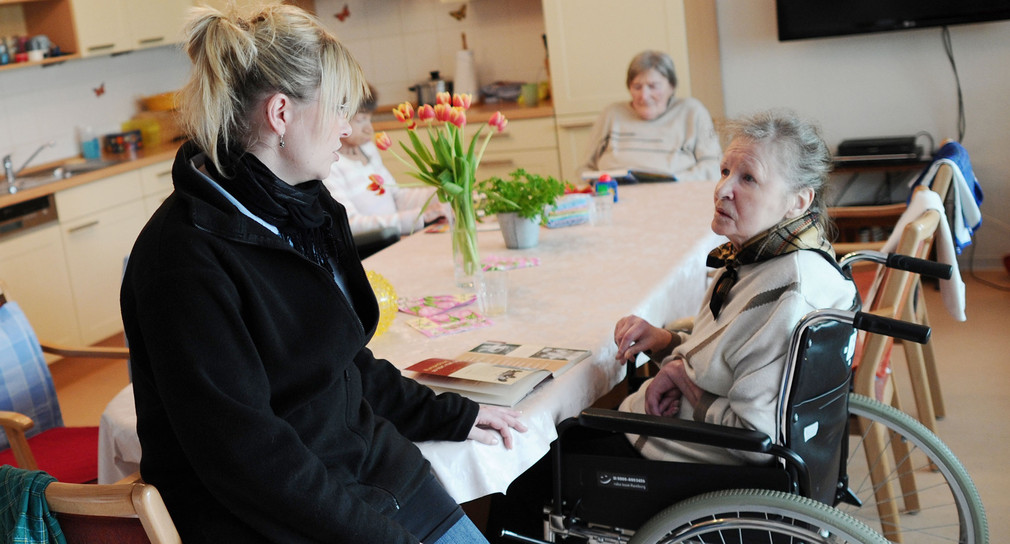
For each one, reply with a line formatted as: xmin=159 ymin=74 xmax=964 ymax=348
xmin=98 ymin=182 xmax=725 ymax=501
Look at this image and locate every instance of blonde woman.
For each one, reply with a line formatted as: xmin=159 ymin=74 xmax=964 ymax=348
xmin=120 ymin=4 xmax=523 ymax=543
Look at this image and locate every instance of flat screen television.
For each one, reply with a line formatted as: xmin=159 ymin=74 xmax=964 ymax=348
xmin=776 ymin=1 xmax=1010 ymax=41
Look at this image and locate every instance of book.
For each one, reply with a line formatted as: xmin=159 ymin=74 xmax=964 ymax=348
xmin=454 ymin=341 xmax=591 ymax=377
xmin=407 ymin=358 xmax=551 ymax=407
xmin=406 ymin=341 xmax=592 ymax=406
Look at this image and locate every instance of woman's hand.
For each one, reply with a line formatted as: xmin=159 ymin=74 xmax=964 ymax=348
xmin=614 ymin=315 xmax=674 ymax=363
xmin=467 ymin=405 xmax=528 ymax=449
xmin=644 ymin=357 xmax=703 ymax=416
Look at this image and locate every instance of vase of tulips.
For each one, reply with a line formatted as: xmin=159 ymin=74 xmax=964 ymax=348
xmin=373 ymin=92 xmax=508 ymax=288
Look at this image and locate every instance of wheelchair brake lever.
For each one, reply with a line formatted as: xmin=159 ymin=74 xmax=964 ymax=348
xmin=499 ymin=529 xmax=552 ymax=544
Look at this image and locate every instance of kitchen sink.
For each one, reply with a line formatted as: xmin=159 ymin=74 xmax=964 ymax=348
xmin=12 ymin=159 xmax=122 ymax=191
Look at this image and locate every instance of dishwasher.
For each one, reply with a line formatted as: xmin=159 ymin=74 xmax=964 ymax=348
xmin=0 ymin=194 xmax=58 ymax=240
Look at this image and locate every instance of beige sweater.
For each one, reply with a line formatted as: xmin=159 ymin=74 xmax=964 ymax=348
xmin=621 ymin=250 xmax=856 ymax=465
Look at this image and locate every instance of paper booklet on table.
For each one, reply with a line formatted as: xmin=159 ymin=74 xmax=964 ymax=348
xmin=406 ymin=341 xmax=592 ymax=406
xmin=580 ymin=169 xmax=675 ymax=183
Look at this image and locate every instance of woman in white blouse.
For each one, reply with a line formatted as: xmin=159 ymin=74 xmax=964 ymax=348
xmin=323 ymin=87 xmax=447 ymax=236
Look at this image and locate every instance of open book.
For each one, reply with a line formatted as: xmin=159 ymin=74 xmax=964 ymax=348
xmin=406 ymin=341 xmax=592 ymax=406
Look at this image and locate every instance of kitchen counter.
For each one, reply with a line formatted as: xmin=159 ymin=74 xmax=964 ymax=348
xmin=0 ymin=142 xmax=183 ymax=209
xmin=371 ymin=99 xmax=555 ymax=131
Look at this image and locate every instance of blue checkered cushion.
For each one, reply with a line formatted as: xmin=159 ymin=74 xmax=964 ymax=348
xmin=0 ymin=302 xmax=64 ymax=451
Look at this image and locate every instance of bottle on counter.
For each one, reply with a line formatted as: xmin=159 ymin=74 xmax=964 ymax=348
xmin=78 ymin=126 xmax=101 ymax=161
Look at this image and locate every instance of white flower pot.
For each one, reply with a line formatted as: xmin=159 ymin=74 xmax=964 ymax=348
xmin=497 ymin=212 xmax=541 ymax=249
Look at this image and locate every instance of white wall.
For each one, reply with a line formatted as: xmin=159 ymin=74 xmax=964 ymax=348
xmin=716 ymin=0 xmax=1010 ymax=269
xmin=0 ymin=46 xmax=189 ymax=167
xmin=315 ymin=0 xmax=547 ymax=108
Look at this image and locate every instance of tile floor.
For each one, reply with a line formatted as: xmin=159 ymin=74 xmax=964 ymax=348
xmin=52 ymin=271 xmax=1010 ymax=542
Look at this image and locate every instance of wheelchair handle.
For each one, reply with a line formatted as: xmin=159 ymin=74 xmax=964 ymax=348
xmin=839 ymin=250 xmax=952 ymax=280
xmin=853 ymin=311 xmax=931 ymax=344
xmin=886 ymin=253 xmax=953 ymax=280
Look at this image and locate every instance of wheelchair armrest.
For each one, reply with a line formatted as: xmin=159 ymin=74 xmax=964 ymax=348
xmin=578 ymin=407 xmax=773 ymax=453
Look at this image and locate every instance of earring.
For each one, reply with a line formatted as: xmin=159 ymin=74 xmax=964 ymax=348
xmin=279 ymin=135 xmax=286 ymax=148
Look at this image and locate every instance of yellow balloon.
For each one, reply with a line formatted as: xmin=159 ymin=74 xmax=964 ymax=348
xmin=366 ymin=270 xmax=397 ymax=338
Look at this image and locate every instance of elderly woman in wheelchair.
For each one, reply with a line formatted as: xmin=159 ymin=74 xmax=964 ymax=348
xmin=492 ymin=110 xmax=988 ymax=544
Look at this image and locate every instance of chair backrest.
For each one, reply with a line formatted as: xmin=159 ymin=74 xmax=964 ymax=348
xmin=45 ymin=480 xmax=181 ymax=544
xmin=852 ymin=187 xmax=942 ymax=398
xmin=0 ymin=294 xmax=63 ymax=450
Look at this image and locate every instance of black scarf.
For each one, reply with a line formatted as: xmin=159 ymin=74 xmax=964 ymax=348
xmin=206 ymin=142 xmax=337 ymax=270
xmin=706 ymin=212 xmax=834 ymax=319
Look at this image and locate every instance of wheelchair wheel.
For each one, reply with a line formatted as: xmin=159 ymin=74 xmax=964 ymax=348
xmin=841 ymin=393 xmax=988 ymax=543
xmin=628 ymin=488 xmax=888 ymax=544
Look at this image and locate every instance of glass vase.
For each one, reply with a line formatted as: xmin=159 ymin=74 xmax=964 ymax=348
xmin=448 ymin=200 xmax=481 ymax=289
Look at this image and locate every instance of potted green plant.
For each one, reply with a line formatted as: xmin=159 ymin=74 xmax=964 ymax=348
xmin=477 ymin=168 xmax=567 ymax=249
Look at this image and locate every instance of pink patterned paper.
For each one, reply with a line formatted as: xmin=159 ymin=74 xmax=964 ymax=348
xmin=398 ymin=294 xmax=477 ymax=317
xmin=482 ymin=255 xmax=541 ymax=271
xmin=404 ymin=308 xmax=494 ymax=338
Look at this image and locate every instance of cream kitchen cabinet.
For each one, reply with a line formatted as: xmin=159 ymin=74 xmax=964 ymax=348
xmin=380 ymin=117 xmax=562 ymax=188
xmin=0 ymin=222 xmax=80 ymax=347
xmin=542 ymin=0 xmax=723 ymax=178
xmin=140 ymin=159 xmax=175 ymax=216
xmin=55 ymin=171 xmax=147 ymax=344
xmin=71 ymin=0 xmax=191 ymax=56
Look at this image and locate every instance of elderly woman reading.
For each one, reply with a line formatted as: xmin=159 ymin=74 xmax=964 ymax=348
xmin=489 ymin=109 xmax=856 ymax=541
xmin=579 ymin=50 xmax=722 ymax=182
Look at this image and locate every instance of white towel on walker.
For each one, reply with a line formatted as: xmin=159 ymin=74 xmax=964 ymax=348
xmin=878 ymin=189 xmax=966 ymax=322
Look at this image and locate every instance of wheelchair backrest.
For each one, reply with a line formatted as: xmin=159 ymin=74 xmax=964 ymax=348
xmin=776 ymin=313 xmax=856 ymax=504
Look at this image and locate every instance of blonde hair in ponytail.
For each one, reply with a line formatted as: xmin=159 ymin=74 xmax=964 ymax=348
xmin=178 ymin=2 xmax=367 ymax=173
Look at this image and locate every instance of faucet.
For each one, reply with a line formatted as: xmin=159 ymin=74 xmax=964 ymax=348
xmin=3 ymin=141 xmax=55 ymax=194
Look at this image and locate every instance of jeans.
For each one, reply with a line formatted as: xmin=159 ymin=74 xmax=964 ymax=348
xmin=431 ymin=514 xmax=488 ymax=544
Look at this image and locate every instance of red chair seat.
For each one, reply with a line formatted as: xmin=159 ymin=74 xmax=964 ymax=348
xmin=0 ymin=426 xmax=99 ymax=483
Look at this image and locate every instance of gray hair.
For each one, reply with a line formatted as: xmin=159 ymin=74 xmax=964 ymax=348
xmin=626 ymin=50 xmax=677 ymax=89
xmin=178 ymin=3 xmax=367 ymax=173
xmin=724 ymin=110 xmax=833 ymax=225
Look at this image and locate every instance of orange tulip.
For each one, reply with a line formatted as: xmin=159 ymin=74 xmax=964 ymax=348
xmin=436 ymin=91 xmax=452 ymax=106
xmin=488 ymin=111 xmax=508 ymax=133
xmin=452 ymin=93 xmax=472 ymax=110
xmin=433 ymin=103 xmax=452 ymax=123
xmin=417 ymin=104 xmax=436 ymax=122
xmin=448 ymin=107 xmax=467 ymax=128
xmin=392 ymin=102 xmax=414 ymax=124
xmin=374 ymin=132 xmax=392 ymax=151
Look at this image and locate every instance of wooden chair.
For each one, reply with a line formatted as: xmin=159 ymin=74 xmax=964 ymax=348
xmin=844 ymin=186 xmax=954 ymax=541
xmin=46 ymin=473 xmax=181 ymax=544
xmin=0 ymin=287 xmax=130 ymax=483
xmin=832 ymin=163 xmax=954 ymax=427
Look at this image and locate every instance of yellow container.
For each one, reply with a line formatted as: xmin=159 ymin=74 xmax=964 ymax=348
xmin=122 ymin=118 xmax=161 ymax=148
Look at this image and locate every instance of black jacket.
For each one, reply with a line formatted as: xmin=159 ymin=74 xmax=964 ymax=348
xmin=120 ymin=143 xmax=478 ymax=543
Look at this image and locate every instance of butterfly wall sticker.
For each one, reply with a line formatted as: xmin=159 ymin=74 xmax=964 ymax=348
xmin=334 ymin=4 xmax=350 ymax=22
xmin=449 ymin=4 xmax=467 ymax=21
xmin=93 ymin=83 xmax=105 ymax=97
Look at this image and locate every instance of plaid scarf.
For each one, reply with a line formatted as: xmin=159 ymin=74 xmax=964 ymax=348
xmin=706 ymin=212 xmax=834 ymax=318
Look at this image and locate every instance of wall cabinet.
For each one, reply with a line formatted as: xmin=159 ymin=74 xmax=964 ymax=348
xmin=0 ymin=223 xmax=80 ymax=347
xmin=55 ymin=171 xmax=147 ymax=345
xmin=542 ymin=0 xmax=723 ymax=179
xmin=71 ymin=0 xmax=191 ymax=56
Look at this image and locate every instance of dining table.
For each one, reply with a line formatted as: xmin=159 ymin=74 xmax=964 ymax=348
xmin=98 ymin=181 xmax=726 ymax=503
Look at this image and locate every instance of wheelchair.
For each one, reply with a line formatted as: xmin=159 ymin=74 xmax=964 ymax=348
xmin=501 ymin=251 xmax=987 ymax=544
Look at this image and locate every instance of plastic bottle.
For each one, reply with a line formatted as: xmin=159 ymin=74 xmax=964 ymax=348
xmin=78 ymin=126 xmax=101 ymax=160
